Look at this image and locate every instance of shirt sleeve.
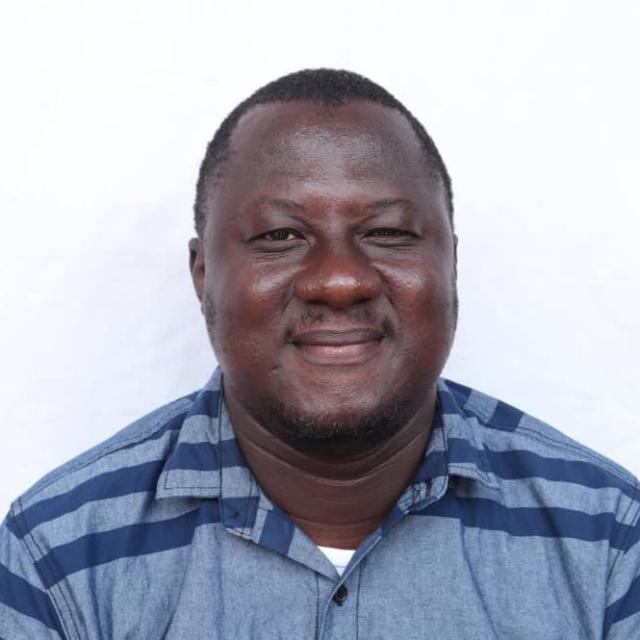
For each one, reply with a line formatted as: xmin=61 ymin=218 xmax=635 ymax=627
xmin=0 ymin=509 xmax=67 ymax=639
xmin=604 ymin=496 xmax=640 ymax=639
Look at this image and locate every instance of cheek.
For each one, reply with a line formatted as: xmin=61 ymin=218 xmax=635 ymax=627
xmin=208 ymin=261 xmax=294 ymax=357
xmin=380 ymin=260 xmax=456 ymax=361
xmin=383 ymin=257 xmax=455 ymax=314
xmin=216 ymin=258 xmax=291 ymax=316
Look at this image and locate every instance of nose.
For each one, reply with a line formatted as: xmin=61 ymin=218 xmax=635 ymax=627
xmin=293 ymin=241 xmax=383 ymax=309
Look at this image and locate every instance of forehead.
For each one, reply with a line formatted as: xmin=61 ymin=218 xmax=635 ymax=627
xmin=222 ymin=100 xmax=432 ymax=189
xmin=202 ymin=100 xmax=450 ymax=235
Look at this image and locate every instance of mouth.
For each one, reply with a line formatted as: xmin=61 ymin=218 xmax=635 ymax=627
xmin=289 ymin=328 xmax=386 ymax=366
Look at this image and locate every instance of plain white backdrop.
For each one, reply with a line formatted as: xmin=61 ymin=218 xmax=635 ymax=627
xmin=0 ymin=0 xmax=638 ymax=514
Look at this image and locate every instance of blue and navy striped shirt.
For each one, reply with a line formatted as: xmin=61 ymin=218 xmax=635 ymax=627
xmin=1 ymin=368 xmax=639 ymax=639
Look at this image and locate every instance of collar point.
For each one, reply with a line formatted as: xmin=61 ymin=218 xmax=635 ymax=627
xmin=155 ymin=470 xmax=222 ymax=500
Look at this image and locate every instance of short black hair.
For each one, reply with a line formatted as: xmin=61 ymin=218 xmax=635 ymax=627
xmin=194 ymin=68 xmax=453 ymax=236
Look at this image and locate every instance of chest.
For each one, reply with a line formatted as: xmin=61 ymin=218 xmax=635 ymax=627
xmin=59 ymin=515 xmax=607 ymax=640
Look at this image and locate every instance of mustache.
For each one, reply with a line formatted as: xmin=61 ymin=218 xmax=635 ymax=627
xmin=286 ymin=304 xmax=395 ymax=339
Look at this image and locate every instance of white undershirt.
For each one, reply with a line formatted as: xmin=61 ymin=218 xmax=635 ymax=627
xmin=317 ymin=545 xmax=356 ymax=576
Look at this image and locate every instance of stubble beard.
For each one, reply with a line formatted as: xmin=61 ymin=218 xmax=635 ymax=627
xmin=255 ymin=391 xmax=417 ymax=456
xmin=203 ymin=292 xmax=412 ymax=454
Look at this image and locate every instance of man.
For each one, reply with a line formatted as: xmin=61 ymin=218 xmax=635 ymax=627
xmin=0 ymin=69 xmax=638 ymax=639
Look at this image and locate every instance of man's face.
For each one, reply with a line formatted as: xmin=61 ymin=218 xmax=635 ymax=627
xmin=192 ymin=100 xmax=457 ymax=450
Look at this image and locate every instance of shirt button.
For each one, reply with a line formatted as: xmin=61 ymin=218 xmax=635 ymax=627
xmin=333 ymin=584 xmax=348 ymax=606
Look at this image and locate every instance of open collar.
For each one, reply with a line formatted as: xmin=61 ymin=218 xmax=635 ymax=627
xmin=154 ymin=369 xmax=501 ymax=578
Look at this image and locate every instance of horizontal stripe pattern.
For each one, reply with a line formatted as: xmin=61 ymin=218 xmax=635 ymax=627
xmin=604 ymin=573 xmax=640 ymax=632
xmin=36 ymin=501 xmax=221 ymax=588
xmin=419 ymin=492 xmax=635 ymax=550
xmin=164 ymin=438 xmax=246 ymax=473
xmin=259 ymin=506 xmax=295 ymax=556
xmin=9 ymin=391 xmax=225 ymax=545
xmin=14 ymin=460 xmax=166 ymax=538
xmin=165 ymin=442 xmax=219 ymax=472
xmin=27 ymin=492 xmax=202 ymax=554
xmin=189 ymin=389 xmax=221 ymax=418
xmin=0 ymin=564 xmax=63 ymax=633
xmin=1 ymin=369 xmax=637 ymax=638
xmin=447 ymin=437 xmax=636 ymax=498
xmin=16 ymin=406 xmax=187 ymax=510
xmin=441 ymin=380 xmax=526 ymax=431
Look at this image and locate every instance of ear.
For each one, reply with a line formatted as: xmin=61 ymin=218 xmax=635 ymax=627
xmin=188 ymin=237 xmax=205 ymax=305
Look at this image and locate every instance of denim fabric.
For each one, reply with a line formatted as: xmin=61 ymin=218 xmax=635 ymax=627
xmin=1 ymin=368 xmax=639 ymax=639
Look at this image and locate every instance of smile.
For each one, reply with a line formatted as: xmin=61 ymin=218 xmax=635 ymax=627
xmin=290 ymin=329 xmax=385 ymax=366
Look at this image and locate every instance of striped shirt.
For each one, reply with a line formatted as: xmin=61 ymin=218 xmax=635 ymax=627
xmin=0 ymin=368 xmax=638 ymax=639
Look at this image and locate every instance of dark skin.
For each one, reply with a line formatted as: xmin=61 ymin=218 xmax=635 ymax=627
xmin=189 ymin=101 xmax=457 ymax=549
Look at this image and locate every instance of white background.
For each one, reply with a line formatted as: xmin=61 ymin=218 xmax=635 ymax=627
xmin=0 ymin=1 xmax=638 ymax=514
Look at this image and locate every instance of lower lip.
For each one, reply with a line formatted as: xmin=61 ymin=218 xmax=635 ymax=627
xmin=293 ymin=340 xmax=383 ymax=366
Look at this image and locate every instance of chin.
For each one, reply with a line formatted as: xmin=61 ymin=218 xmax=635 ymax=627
xmin=253 ymin=392 xmax=414 ymax=456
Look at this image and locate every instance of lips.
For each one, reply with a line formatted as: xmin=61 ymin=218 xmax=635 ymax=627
xmin=291 ymin=328 xmax=384 ymax=346
xmin=290 ymin=328 xmax=385 ymax=366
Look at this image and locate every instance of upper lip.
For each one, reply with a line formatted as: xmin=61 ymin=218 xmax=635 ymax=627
xmin=290 ymin=328 xmax=385 ymax=346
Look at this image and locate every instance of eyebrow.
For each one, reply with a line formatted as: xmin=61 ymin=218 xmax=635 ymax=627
xmin=261 ymin=197 xmax=306 ymax=212
xmin=365 ymin=198 xmax=416 ymax=213
xmin=261 ymin=197 xmax=414 ymax=213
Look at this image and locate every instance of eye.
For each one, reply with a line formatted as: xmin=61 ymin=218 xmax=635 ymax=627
xmin=365 ymin=228 xmax=417 ymax=240
xmin=260 ymin=229 xmax=301 ymax=241
xmin=367 ymin=228 xmax=407 ymax=238
xmin=362 ymin=227 xmax=420 ymax=249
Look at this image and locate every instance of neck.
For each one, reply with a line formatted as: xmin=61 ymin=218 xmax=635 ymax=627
xmin=224 ymin=384 xmax=437 ymax=549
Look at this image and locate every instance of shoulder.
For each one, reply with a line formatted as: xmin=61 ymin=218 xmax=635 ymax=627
xmin=438 ymin=378 xmax=640 ymax=526
xmin=9 ymin=391 xmax=198 ymax=521
xmin=440 ymin=378 xmax=638 ymax=487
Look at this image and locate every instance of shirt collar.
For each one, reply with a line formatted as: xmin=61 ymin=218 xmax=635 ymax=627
xmin=155 ymin=370 xmax=499 ymax=502
xmin=431 ymin=379 xmax=499 ymax=491
xmin=155 ymin=368 xmax=226 ymax=500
